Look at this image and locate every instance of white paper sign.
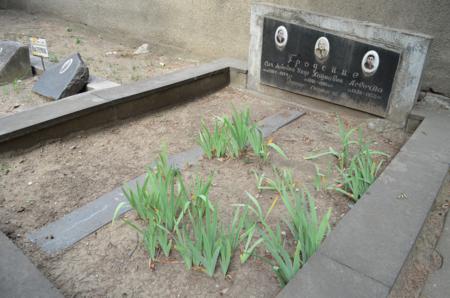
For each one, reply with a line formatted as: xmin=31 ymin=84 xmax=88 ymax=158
xmin=30 ymin=37 xmax=49 ymax=58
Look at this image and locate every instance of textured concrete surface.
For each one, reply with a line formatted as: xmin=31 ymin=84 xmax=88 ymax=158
xmin=247 ymin=3 xmax=431 ymax=126
xmin=0 ymin=232 xmax=63 ymax=298
xmin=277 ymin=99 xmax=450 ymax=296
xmin=27 ymin=110 xmax=304 ymax=254
xmin=278 ymin=253 xmax=389 ymax=298
xmin=3 ymin=1 xmax=450 ymax=97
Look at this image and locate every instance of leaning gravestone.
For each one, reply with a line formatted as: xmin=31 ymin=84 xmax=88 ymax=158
xmin=32 ymin=53 xmax=89 ymax=100
xmin=248 ymin=3 xmax=432 ymax=125
xmin=0 ymin=41 xmax=32 ymax=85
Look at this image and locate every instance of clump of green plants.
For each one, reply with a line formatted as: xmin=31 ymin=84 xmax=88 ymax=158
xmin=331 ymin=132 xmax=388 ymax=201
xmin=245 ymin=185 xmax=331 ymax=287
xmin=197 ymin=108 xmax=287 ymax=161
xmin=113 ymin=149 xmax=211 ymax=263
xmin=305 ymin=115 xmax=388 ymax=201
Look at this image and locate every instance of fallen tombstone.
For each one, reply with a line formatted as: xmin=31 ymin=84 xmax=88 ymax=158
xmin=32 ymin=53 xmax=89 ymax=100
xmin=0 ymin=41 xmax=32 ymax=85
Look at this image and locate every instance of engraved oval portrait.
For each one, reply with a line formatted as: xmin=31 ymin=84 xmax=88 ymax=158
xmin=361 ymin=50 xmax=380 ymax=76
xmin=274 ymin=26 xmax=288 ymax=50
xmin=314 ymin=37 xmax=330 ymax=62
xmin=59 ymin=58 xmax=73 ymax=74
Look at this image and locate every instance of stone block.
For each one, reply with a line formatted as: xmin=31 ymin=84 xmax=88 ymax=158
xmin=0 ymin=40 xmax=32 ymax=85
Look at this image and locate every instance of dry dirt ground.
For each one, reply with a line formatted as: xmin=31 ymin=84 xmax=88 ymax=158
xmin=0 ymin=83 xmax=409 ymax=297
xmin=389 ymin=173 xmax=450 ymax=298
xmin=0 ymin=9 xmax=199 ymax=117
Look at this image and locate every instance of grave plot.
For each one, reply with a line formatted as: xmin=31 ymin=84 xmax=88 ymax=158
xmin=0 ymin=84 xmax=409 ymax=297
xmin=0 ymin=9 xmax=199 ymax=116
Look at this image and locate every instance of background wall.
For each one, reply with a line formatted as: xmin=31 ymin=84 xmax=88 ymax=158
xmin=4 ymin=0 xmax=450 ymax=96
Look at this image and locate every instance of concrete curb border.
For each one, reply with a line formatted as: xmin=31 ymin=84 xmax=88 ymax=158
xmin=0 ymin=232 xmax=63 ymax=298
xmin=0 ymin=58 xmax=246 ymax=152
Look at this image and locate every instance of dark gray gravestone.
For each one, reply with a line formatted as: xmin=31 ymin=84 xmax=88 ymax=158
xmin=32 ymin=53 xmax=89 ymax=100
xmin=260 ymin=17 xmax=401 ymax=117
xmin=0 ymin=41 xmax=32 ymax=85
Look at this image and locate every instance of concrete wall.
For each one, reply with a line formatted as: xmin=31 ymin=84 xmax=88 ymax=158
xmin=5 ymin=0 xmax=450 ymax=96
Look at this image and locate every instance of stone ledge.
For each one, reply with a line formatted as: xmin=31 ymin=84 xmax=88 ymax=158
xmin=0 ymin=58 xmax=247 ymax=149
xmin=278 ymin=252 xmax=389 ymax=298
xmin=0 ymin=232 xmax=63 ymax=298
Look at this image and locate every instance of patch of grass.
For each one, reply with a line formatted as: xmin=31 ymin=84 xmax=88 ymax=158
xmin=75 ymin=37 xmax=82 ymax=45
xmin=48 ymin=53 xmax=59 ymax=63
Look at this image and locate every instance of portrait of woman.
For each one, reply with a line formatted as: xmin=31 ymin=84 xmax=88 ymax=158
xmin=314 ymin=36 xmax=330 ymax=62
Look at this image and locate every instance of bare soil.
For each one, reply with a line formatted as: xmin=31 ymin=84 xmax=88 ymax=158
xmin=0 ymin=83 xmax=408 ymax=297
xmin=0 ymin=9 xmax=198 ymax=117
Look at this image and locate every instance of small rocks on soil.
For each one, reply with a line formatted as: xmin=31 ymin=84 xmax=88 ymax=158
xmin=133 ymin=43 xmax=149 ymax=55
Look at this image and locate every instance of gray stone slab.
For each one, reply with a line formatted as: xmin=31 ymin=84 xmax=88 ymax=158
xmin=318 ymin=114 xmax=450 ymax=287
xmin=278 ymin=252 xmax=389 ymax=298
xmin=0 ymin=232 xmax=63 ymax=298
xmin=27 ymin=110 xmax=304 ymax=254
xmin=32 ymin=53 xmax=89 ymax=100
xmin=86 ymin=75 xmax=120 ymax=91
xmin=0 ymin=40 xmax=32 ymax=85
xmin=248 ymin=3 xmax=432 ymax=125
xmin=0 ymin=92 xmax=107 ymax=142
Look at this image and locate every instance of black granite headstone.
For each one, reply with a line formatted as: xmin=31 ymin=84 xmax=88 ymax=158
xmin=260 ymin=17 xmax=401 ymax=116
xmin=0 ymin=41 xmax=32 ymax=85
xmin=32 ymin=53 xmax=89 ymax=100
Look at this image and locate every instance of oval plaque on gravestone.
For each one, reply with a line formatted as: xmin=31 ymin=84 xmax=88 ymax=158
xmin=0 ymin=41 xmax=32 ymax=85
xmin=260 ymin=18 xmax=401 ymax=117
xmin=32 ymin=53 xmax=89 ymax=100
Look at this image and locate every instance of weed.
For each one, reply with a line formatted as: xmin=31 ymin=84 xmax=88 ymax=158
xmin=198 ymin=107 xmax=287 ymax=162
xmin=248 ymin=125 xmax=288 ymax=161
xmin=75 ymin=37 xmax=81 ymax=44
xmin=304 ymin=115 xmax=356 ymax=170
xmin=198 ymin=121 xmax=228 ymax=159
xmin=331 ymin=133 xmax=388 ymax=201
xmin=279 ymin=187 xmax=331 ymax=263
xmin=48 ymin=53 xmax=59 ymax=63
xmin=254 ymin=167 xmax=295 ymax=194
xmin=222 ymin=108 xmax=250 ymax=158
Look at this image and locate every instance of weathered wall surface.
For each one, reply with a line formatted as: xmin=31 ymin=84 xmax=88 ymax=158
xmin=5 ymin=0 xmax=450 ymax=96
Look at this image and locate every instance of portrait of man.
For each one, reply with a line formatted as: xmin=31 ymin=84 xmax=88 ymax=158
xmin=361 ymin=50 xmax=380 ymax=76
xmin=314 ymin=37 xmax=330 ymax=61
xmin=274 ymin=26 xmax=288 ymax=50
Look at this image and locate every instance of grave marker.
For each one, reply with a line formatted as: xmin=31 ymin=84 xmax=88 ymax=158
xmin=0 ymin=41 xmax=32 ymax=85
xmin=260 ymin=18 xmax=401 ymax=117
xmin=248 ymin=3 xmax=432 ymax=125
xmin=32 ymin=53 xmax=89 ymax=100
